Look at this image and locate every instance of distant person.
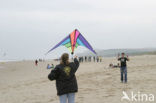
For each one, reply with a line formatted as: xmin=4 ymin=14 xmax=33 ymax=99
xmin=97 ymin=56 xmax=99 ymax=62
xmin=109 ymin=63 xmax=113 ymax=68
xmin=47 ymin=64 xmax=54 ymax=69
xmin=79 ymin=57 xmax=81 ymax=62
xmin=90 ymin=56 xmax=92 ymax=62
xmin=113 ymin=63 xmax=120 ymax=68
xmin=88 ymin=56 xmax=91 ymax=62
xmin=82 ymin=57 xmax=84 ymax=62
xmin=93 ymin=56 xmax=96 ymax=62
xmin=48 ymin=53 xmax=79 ymax=103
xmin=118 ymin=53 xmax=129 ymax=83
xmin=99 ymin=56 xmax=102 ymax=62
xmin=35 ymin=60 xmax=38 ymax=66
xmin=85 ymin=56 xmax=87 ymax=62
xmin=111 ymin=63 xmax=120 ymax=68
xmin=78 ymin=57 xmax=83 ymax=63
xmin=109 ymin=63 xmax=120 ymax=68
xmin=47 ymin=64 xmax=51 ymax=69
xmin=51 ymin=64 xmax=54 ymax=69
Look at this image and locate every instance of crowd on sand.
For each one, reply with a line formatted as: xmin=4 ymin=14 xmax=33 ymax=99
xmin=34 ymin=56 xmax=103 ymax=70
xmin=78 ymin=56 xmax=102 ymax=63
xmin=35 ymin=55 xmax=122 ymax=70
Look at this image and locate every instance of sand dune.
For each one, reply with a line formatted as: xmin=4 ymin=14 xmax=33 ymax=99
xmin=0 ymin=55 xmax=156 ymax=103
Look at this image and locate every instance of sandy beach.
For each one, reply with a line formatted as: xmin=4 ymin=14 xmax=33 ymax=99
xmin=0 ymin=55 xmax=156 ymax=103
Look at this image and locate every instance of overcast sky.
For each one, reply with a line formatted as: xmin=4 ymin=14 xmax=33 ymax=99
xmin=0 ymin=0 xmax=156 ymax=60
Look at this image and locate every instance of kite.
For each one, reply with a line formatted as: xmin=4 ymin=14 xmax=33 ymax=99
xmin=46 ymin=29 xmax=96 ymax=55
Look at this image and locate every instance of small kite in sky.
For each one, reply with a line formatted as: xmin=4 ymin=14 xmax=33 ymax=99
xmin=46 ymin=29 xmax=96 ymax=55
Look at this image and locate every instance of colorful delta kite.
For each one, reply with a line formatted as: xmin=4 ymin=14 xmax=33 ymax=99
xmin=47 ymin=29 xmax=96 ymax=55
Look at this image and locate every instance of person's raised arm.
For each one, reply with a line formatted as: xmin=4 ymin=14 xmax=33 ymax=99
xmin=127 ymin=55 xmax=130 ymax=61
xmin=118 ymin=53 xmax=121 ymax=61
xmin=73 ymin=56 xmax=79 ymax=71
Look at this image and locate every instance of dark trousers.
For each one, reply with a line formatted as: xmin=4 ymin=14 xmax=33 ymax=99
xmin=120 ymin=67 xmax=127 ymax=82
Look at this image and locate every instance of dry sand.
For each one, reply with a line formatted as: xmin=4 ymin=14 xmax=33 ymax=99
xmin=0 ymin=55 xmax=156 ymax=103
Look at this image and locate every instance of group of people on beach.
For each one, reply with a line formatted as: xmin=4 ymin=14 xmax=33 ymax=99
xmin=78 ymin=56 xmax=102 ymax=63
xmin=48 ymin=52 xmax=129 ymax=103
xmin=109 ymin=63 xmax=120 ymax=68
xmin=47 ymin=64 xmax=55 ymax=69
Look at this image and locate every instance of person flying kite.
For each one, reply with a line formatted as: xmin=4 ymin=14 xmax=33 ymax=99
xmin=46 ymin=29 xmax=96 ymax=55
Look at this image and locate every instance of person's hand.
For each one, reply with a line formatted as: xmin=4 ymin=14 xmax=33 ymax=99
xmin=127 ymin=55 xmax=130 ymax=61
xmin=118 ymin=53 xmax=120 ymax=57
xmin=74 ymin=56 xmax=77 ymax=59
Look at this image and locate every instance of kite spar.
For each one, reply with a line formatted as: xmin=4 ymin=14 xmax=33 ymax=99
xmin=46 ymin=29 xmax=96 ymax=55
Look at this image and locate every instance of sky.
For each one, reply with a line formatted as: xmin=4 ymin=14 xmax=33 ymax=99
xmin=0 ymin=0 xmax=156 ymax=60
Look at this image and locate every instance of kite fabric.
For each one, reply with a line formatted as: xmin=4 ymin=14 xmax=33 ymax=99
xmin=46 ymin=29 xmax=96 ymax=55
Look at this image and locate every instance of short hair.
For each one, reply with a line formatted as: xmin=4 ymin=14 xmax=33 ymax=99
xmin=121 ymin=53 xmax=125 ymax=55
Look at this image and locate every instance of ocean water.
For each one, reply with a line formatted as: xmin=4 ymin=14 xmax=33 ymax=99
xmin=0 ymin=59 xmax=21 ymax=62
